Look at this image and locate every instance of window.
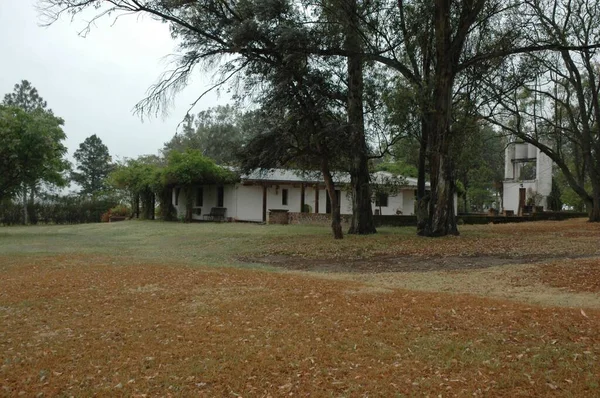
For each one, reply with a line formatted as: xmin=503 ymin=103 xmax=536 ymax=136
xmin=282 ymin=189 xmax=288 ymax=206
xmin=195 ymin=187 xmax=203 ymax=207
xmin=375 ymin=192 xmax=389 ymax=207
xmin=174 ymin=188 xmax=181 ymax=206
xmin=519 ymin=162 xmax=536 ymax=181
xmin=217 ymin=186 xmax=224 ymax=207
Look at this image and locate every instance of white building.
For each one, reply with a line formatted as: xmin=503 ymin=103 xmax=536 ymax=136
xmin=172 ymin=169 xmax=433 ymax=222
xmin=502 ymin=141 xmax=553 ymax=213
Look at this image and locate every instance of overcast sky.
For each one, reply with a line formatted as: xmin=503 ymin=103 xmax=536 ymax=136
xmin=0 ymin=0 xmax=230 ymax=163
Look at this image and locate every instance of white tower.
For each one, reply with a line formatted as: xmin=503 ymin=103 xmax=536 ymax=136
xmin=502 ymin=140 xmax=553 ymax=213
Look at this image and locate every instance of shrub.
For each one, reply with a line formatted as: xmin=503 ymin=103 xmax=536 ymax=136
xmin=110 ymin=204 xmax=130 ymax=217
xmin=0 ymin=196 xmax=119 ymax=225
xmin=101 ymin=211 xmax=111 ymax=223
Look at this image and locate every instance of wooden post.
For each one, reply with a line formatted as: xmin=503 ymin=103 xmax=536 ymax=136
xmin=300 ymin=183 xmax=305 ymax=212
xmin=314 ymin=185 xmax=319 ymax=214
xmin=262 ymin=185 xmax=268 ymax=222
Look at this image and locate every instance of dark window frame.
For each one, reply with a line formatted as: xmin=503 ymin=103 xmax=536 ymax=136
xmin=282 ymin=188 xmax=289 ymax=206
xmin=217 ymin=186 xmax=224 ymax=207
xmin=375 ymin=192 xmax=389 ymax=207
xmin=195 ymin=187 xmax=204 ymax=207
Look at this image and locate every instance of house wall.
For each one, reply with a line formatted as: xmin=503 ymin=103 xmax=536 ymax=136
xmin=371 ymin=190 xmax=404 ymax=215
xmin=171 ymin=184 xmax=454 ymax=221
xmin=235 ymin=185 xmax=263 ymax=222
xmin=503 ymin=181 xmax=537 ymax=212
xmin=265 ymin=184 xmax=304 ymax=213
xmin=402 ymin=190 xmax=416 ymax=215
xmin=301 ymin=186 xmax=352 ymax=215
xmin=173 ymin=184 xmax=237 ymax=220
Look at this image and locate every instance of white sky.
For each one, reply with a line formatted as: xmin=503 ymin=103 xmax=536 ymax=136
xmin=0 ymin=0 xmax=231 ymax=163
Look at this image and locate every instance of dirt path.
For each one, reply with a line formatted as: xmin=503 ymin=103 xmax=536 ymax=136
xmin=239 ymin=254 xmax=600 ymax=309
xmin=240 ymin=253 xmax=597 ymax=273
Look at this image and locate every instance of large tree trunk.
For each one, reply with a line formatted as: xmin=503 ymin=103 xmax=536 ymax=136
xmin=425 ymin=68 xmax=458 ymax=237
xmin=416 ymin=117 xmax=430 ymax=235
xmin=426 ymin=152 xmax=459 ymax=236
xmin=345 ymin=0 xmax=376 ymax=235
xmin=321 ymin=159 xmax=343 ymax=239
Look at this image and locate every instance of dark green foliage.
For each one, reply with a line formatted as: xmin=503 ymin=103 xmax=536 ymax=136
xmin=453 ymin=125 xmax=505 ymax=212
xmin=41 ymin=0 xmax=600 ymax=232
xmin=0 ymin=196 xmax=118 ymax=226
xmin=0 ymin=105 xmax=68 ymax=201
xmin=164 ymin=106 xmax=257 ymax=165
xmin=3 ymin=80 xmax=47 ymax=112
xmin=1 ymin=80 xmax=69 ymax=226
xmin=162 ymin=149 xmax=238 ymax=187
xmin=72 ymin=135 xmax=113 ymax=196
xmin=109 ymin=156 xmax=163 ymax=219
xmin=109 ymin=150 xmax=234 ymax=222
xmin=161 ymin=149 xmax=237 ymax=222
xmin=375 ymin=158 xmax=418 ymax=179
xmin=547 ymin=178 xmax=563 ymax=212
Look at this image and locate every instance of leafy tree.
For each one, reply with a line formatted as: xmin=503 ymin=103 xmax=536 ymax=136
xmin=39 ymin=0 xmax=379 ymax=235
xmin=162 ymin=149 xmax=237 ymax=222
xmin=238 ymin=53 xmax=353 ymax=239
xmin=39 ymin=0 xmax=600 ymax=235
xmin=3 ymin=80 xmax=47 ymax=112
xmin=72 ymin=134 xmax=113 ymax=196
xmin=2 ymin=80 xmax=69 ymax=224
xmin=0 ymin=105 xmax=68 ymax=223
xmin=110 ymin=156 xmax=162 ymax=219
xmin=163 ymin=105 xmax=253 ymax=165
xmin=480 ymin=0 xmax=600 ymax=221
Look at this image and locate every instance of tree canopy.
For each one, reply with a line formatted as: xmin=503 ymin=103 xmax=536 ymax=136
xmin=163 ymin=105 xmax=256 ymax=165
xmin=0 ymin=105 xmax=67 ymax=202
xmin=72 ymin=134 xmax=114 ymax=197
xmin=38 ymin=0 xmax=600 ymax=232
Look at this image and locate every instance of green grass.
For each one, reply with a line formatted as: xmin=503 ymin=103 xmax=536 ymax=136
xmin=0 ymin=220 xmax=402 ymax=267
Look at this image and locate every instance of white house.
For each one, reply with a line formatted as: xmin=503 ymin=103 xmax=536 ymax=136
xmin=502 ymin=140 xmax=553 ymax=213
xmin=172 ymin=169 xmax=434 ymax=222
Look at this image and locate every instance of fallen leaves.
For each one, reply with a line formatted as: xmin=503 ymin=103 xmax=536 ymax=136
xmin=1 ymin=256 xmax=600 ymax=397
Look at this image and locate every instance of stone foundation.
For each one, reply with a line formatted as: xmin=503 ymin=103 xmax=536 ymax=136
xmin=268 ymin=209 xmax=289 ymax=225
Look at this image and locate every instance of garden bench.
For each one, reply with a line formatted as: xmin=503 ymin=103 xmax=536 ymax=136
xmin=203 ymin=207 xmax=227 ymax=222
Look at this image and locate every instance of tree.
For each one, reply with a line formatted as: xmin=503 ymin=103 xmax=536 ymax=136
xmin=39 ymin=0 xmax=379 ymax=235
xmin=0 ymin=105 xmax=68 ymax=223
xmin=72 ymin=134 xmax=113 ymax=197
xmin=110 ymin=155 xmax=163 ymax=219
xmin=238 ymin=55 xmax=352 ymax=239
xmin=3 ymin=80 xmax=47 ymax=112
xmin=39 ymin=0 xmax=600 ymax=235
xmin=479 ymin=0 xmax=600 ymax=221
xmin=163 ymin=105 xmax=253 ymax=165
xmin=162 ymin=149 xmax=237 ymax=222
xmin=2 ymin=80 xmax=68 ymax=224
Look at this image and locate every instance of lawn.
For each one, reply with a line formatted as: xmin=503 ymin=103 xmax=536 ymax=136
xmin=1 ymin=219 xmax=599 ymax=396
